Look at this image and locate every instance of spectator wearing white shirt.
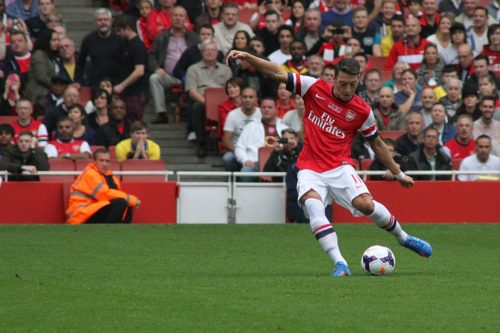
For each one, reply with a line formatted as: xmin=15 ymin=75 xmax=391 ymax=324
xmin=222 ymin=87 xmax=262 ymax=171
xmin=458 ymin=134 xmax=500 ymax=180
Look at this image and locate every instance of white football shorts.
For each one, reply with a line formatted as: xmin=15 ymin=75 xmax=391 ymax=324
xmin=297 ymin=164 xmax=371 ymax=217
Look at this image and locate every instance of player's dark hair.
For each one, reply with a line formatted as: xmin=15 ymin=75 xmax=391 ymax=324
xmin=335 ymin=58 xmax=361 ymax=76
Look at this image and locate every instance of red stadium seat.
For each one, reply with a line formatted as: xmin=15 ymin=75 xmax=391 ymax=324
xmin=42 ymin=159 xmax=75 ymax=182
xmin=239 ymin=8 xmax=257 ymax=24
xmin=79 ymin=87 xmax=92 ymax=107
xmin=108 ymin=146 xmax=116 ymax=160
xmin=90 ymin=145 xmax=105 ymax=155
xmin=360 ymin=158 xmax=373 ymax=171
xmin=205 ymin=87 xmax=228 ymax=129
xmin=258 ymin=146 xmax=274 ymax=182
xmin=121 ymin=159 xmax=167 ymax=182
xmin=381 ymin=70 xmax=392 ymax=82
xmin=380 ymin=130 xmax=406 ymax=141
xmin=452 ymin=158 xmax=463 ymax=171
xmin=370 ymin=56 xmax=387 ymax=70
xmin=0 ymin=116 xmax=16 ymax=125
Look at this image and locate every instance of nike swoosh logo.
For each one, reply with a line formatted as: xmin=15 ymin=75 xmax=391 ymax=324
xmin=315 ymin=93 xmax=326 ymax=100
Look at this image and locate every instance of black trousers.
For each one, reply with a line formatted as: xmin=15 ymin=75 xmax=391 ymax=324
xmin=191 ymin=101 xmax=207 ymax=144
xmin=86 ymin=198 xmax=133 ymax=224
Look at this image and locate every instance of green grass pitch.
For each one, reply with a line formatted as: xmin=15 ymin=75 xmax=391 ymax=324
xmin=1 ymin=224 xmax=499 ymax=332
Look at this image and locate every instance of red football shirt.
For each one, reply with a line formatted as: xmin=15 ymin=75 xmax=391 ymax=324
xmin=288 ymin=73 xmax=378 ymax=172
xmin=444 ymin=138 xmax=475 ymax=159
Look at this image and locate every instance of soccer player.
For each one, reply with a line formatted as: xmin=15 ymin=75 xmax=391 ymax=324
xmin=226 ymin=50 xmax=433 ymax=277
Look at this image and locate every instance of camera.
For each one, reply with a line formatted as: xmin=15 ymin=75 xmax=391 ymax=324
xmin=277 ymin=138 xmax=288 ymax=144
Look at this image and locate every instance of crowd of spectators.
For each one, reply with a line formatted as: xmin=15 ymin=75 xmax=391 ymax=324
xmin=0 ymin=0 xmax=498 ymax=197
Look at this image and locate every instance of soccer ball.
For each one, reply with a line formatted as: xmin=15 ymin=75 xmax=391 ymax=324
xmin=361 ymin=245 xmax=396 ymax=275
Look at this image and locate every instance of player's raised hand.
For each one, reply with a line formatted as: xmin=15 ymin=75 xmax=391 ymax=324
xmin=226 ymin=50 xmax=247 ymax=65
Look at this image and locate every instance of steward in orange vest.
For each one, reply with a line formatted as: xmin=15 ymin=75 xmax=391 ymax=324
xmin=66 ymin=149 xmax=140 ymax=224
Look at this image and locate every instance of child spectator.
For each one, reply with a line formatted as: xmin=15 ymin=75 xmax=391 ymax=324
xmin=136 ymin=0 xmax=153 ymax=50
xmin=115 ymin=121 xmax=160 ymax=162
xmin=67 ymin=104 xmax=96 ymax=145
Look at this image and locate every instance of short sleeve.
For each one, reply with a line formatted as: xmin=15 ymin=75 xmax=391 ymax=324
xmin=80 ymin=141 xmax=91 ymax=154
xmin=286 ymin=73 xmax=317 ymax=97
xmin=360 ymin=110 xmax=379 ymax=141
xmin=44 ymin=144 xmax=57 ymax=158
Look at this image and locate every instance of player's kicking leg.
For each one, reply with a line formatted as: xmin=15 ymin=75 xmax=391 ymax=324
xmin=300 ymin=190 xmax=351 ymax=277
xmin=352 ymin=194 xmax=432 ymax=257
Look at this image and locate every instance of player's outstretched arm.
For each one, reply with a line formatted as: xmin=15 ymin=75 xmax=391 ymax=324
xmin=369 ymin=136 xmax=414 ymax=188
xmin=226 ymin=50 xmax=288 ymax=82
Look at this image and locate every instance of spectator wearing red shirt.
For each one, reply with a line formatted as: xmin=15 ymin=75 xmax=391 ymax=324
xmin=481 ymin=24 xmax=500 ymax=78
xmin=11 ymin=99 xmax=48 ymax=147
xmin=136 ymin=0 xmax=153 ymax=50
xmin=276 ymin=82 xmax=295 ymax=118
xmin=146 ymin=0 xmax=193 ymax=47
xmin=218 ymin=77 xmax=244 ymax=138
xmin=385 ymin=16 xmax=430 ymax=71
xmin=419 ymin=0 xmax=439 ymax=39
xmin=4 ymin=31 xmax=31 ymax=84
xmin=195 ymin=0 xmax=223 ymax=29
xmin=44 ymin=117 xmax=91 ymax=160
xmin=444 ymin=114 xmax=476 ymax=159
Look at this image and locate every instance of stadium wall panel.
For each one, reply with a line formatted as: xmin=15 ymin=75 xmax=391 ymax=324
xmin=0 ymin=182 xmax=178 ymax=224
xmin=333 ymin=181 xmax=500 ymax=223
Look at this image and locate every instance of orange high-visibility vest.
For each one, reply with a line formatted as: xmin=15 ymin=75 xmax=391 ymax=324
xmin=66 ymin=163 xmax=138 ymax=224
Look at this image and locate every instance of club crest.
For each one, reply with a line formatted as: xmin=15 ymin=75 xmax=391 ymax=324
xmin=346 ymin=110 xmax=356 ymax=121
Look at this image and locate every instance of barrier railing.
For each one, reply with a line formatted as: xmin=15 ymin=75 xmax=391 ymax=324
xmin=2 ymin=170 xmax=499 ymax=182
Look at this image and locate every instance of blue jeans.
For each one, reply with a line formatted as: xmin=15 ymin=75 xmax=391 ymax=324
xmin=239 ymin=165 xmax=259 ymax=182
xmin=222 ymin=151 xmax=241 ymax=171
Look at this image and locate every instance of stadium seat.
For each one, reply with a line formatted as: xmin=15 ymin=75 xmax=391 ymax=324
xmin=370 ymin=56 xmax=387 ymax=70
xmin=108 ymin=146 xmax=116 ymax=160
xmin=380 ymin=130 xmax=406 ymax=141
xmin=79 ymin=86 xmax=92 ymax=106
xmin=239 ymin=8 xmax=257 ymax=24
xmin=381 ymin=70 xmax=392 ymax=82
xmin=90 ymin=145 xmax=105 ymax=155
xmin=205 ymin=87 xmax=227 ymax=131
xmin=0 ymin=116 xmax=16 ymax=125
xmin=360 ymin=158 xmax=373 ymax=171
xmin=258 ymin=147 xmax=274 ymax=182
xmin=121 ymin=159 xmax=167 ymax=182
xmin=452 ymin=158 xmax=463 ymax=171
xmin=42 ymin=159 xmax=75 ymax=182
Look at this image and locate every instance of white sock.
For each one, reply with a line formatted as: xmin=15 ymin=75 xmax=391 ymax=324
xmin=304 ymin=198 xmax=346 ymax=264
xmin=369 ymin=201 xmax=408 ymax=244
